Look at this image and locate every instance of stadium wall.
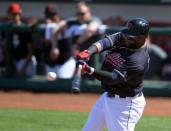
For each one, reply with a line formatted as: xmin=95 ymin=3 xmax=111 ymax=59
xmin=0 ymin=77 xmax=171 ymax=97
xmin=0 ymin=2 xmax=171 ymax=22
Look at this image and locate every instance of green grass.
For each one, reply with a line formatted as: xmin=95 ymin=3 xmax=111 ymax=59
xmin=0 ymin=108 xmax=170 ymax=131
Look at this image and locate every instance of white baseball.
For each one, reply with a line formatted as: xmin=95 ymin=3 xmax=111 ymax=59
xmin=47 ymin=72 xmax=57 ymax=81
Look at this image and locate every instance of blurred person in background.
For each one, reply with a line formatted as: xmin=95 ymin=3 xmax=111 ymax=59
xmin=27 ymin=16 xmax=44 ymax=75
xmin=52 ymin=2 xmax=102 ymax=52
xmin=51 ymin=1 xmax=103 ymax=74
xmin=161 ymin=55 xmax=171 ymax=81
xmin=44 ymin=4 xmax=60 ymax=43
xmin=160 ymin=35 xmax=171 ymax=81
xmin=44 ymin=4 xmax=76 ymax=79
xmin=158 ymin=35 xmax=171 ymax=55
xmin=5 ymin=3 xmax=36 ymax=77
xmin=144 ymin=35 xmax=167 ymax=80
xmin=38 ymin=4 xmax=61 ymax=76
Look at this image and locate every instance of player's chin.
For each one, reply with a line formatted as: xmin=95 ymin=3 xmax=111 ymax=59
xmin=126 ymin=41 xmax=145 ymax=49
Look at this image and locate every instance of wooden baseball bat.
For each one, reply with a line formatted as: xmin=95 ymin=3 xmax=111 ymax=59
xmin=71 ymin=64 xmax=82 ymax=94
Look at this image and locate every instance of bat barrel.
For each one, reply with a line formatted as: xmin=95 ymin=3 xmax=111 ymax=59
xmin=71 ymin=76 xmax=81 ymax=93
xmin=71 ymin=64 xmax=82 ymax=94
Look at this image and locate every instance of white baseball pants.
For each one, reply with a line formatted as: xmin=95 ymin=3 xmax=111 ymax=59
xmin=82 ymin=92 xmax=146 ymax=131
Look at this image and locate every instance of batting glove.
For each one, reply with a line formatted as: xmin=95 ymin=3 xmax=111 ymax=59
xmin=76 ymin=50 xmax=90 ymax=61
xmin=76 ymin=60 xmax=95 ymax=75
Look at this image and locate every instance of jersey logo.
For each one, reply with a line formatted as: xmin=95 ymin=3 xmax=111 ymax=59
xmin=105 ymin=53 xmax=125 ymax=67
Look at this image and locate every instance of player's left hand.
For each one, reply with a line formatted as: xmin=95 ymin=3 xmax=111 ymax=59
xmin=76 ymin=50 xmax=90 ymax=61
xmin=76 ymin=60 xmax=94 ymax=75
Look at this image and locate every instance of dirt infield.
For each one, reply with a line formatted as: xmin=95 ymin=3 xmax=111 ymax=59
xmin=0 ymin=91 xmax=170 ymax=116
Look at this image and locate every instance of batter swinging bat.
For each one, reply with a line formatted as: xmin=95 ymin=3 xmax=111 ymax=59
xmin=71 ymin=64 xmax=82 ymax=94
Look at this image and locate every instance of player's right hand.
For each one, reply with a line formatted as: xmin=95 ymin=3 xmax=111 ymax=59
xmin=76 ymin=50 xmax=90 ymax=61
xmin=76 ymin=60 xmax=91 ymax=74
xmin=76 ymin=60 xmax=87 ymax=71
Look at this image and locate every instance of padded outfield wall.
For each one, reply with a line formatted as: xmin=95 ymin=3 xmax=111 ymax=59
xmin=0 ymin=76 xmax=171 ymax=97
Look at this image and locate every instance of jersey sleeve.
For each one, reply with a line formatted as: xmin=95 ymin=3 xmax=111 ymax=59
xmin=92 ymin=65 xmax=143 ymax=87
xmin=107 ymin=64 xmax=144 ymax=86
xmin=98 ymin=32 xmax=122 ymax=51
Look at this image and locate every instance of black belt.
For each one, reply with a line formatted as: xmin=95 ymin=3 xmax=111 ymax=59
xmin=107 ymin=92 xmax=142 ymax=98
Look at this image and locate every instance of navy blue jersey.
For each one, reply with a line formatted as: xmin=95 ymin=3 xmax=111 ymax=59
xmin=99 ymin=32 xmax=149 ymax=96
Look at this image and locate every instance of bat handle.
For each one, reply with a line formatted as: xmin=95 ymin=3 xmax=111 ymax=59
xmin=77 ymin=64 xmax=83 ymax=69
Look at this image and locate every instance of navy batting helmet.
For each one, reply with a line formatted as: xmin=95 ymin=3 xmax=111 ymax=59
xmin=121 ymin=18 xmax=150 ymax=37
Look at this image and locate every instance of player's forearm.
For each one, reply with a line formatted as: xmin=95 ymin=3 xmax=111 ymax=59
xmin=87 ymin=36 xmax=113 ymax=56
xmin=87 ymin=42 xmax=103 ymax=56
xmin=98 ymin=36 xmax=114 ymax=51
xmin=87 ymin=44 xmax=98 ymax=56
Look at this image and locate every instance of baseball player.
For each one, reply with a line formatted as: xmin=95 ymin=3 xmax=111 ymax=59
xmin=77 ymin=18 xmax=150 ymax=131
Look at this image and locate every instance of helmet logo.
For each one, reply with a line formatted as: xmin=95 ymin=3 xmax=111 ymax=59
xmin=139 ymin=21 xmax=146 ymax=26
